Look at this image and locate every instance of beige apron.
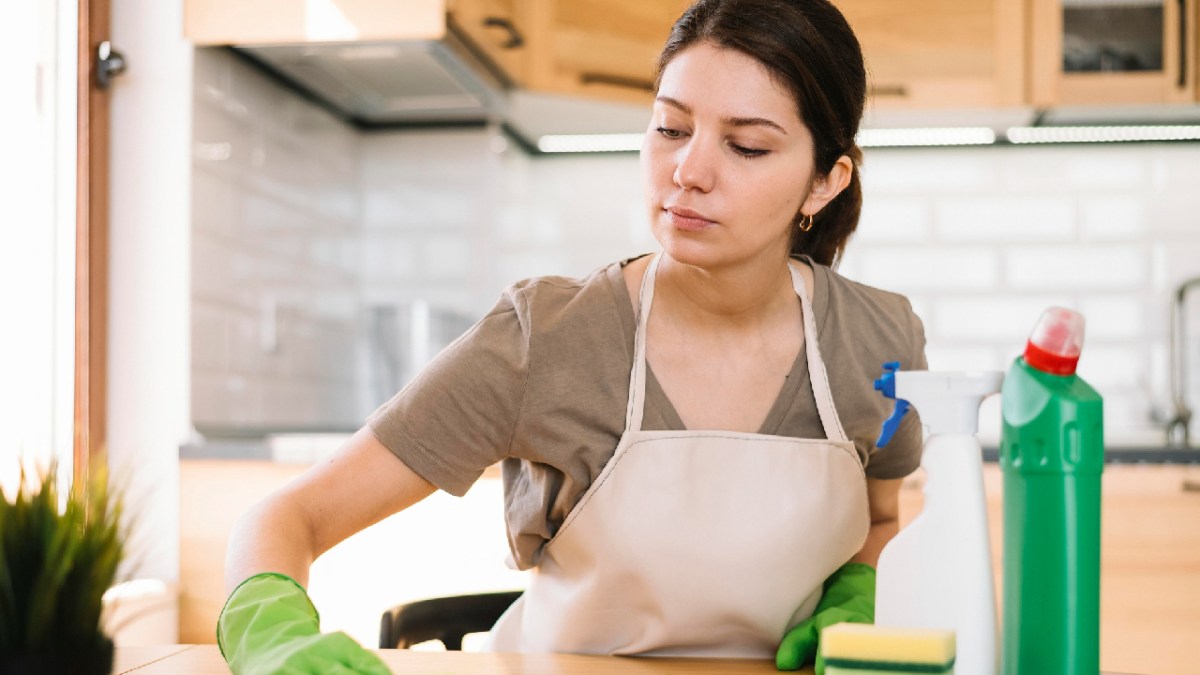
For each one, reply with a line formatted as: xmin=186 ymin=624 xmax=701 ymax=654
xmin=486 ymin=253 xmax=870 ymax=657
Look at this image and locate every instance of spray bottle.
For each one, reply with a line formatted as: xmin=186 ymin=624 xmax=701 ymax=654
xmin=873 ymin=363 xmax=1003 ymax=675
xmin=1000 ymin=307 xmax=1103 ymax=675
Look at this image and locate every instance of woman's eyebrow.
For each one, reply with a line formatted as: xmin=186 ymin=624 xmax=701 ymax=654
xmin=656 ymin=95 xmax=788 ymax=135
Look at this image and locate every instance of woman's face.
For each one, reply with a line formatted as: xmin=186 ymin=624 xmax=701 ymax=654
xmin=641 ymin=42 xmax=836 ymax=271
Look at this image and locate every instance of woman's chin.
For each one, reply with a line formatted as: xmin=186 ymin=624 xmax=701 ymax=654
xmin=657 ymin=238 xmax=730 ymax=270
xmin=657 ymin=235 xmax=792 ymax=274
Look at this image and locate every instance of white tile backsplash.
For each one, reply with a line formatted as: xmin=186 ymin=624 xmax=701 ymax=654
xmin=1063 ymin=155 xmax=1148 ymax=189
xmin=191 ymin=49 xmax=364 ymax=433
xmin=190 ymin=46 xmax=1200 ymax=442
xmin=862 ymin=152 xmax=998 ymax=191
xmin=1077 ymin=344 xmax=1147 ymax=391
xmin=934 ymin=196 xmax=1075 ymax=242
xmin=1150 ymin=239 xmax=1200 ymax=293
xmin=847 ymin=246 xmax=1002 ymax=292
xmin=1003 ymin=244 xmax=1148 ymax=290
xmin=855 ymin=146 xmax=1198 ymax=441
xmin=933 ymin=295 xmax=1076 ymax=342
xmin=1078 ymin=294 xmax=1147 ymax=341
xmin=1078 ymin=195 xmax=1147 ymax=241
xmin=854 ymin=197 xmax=931 ymax=243
xmin=924 ymin=345 xmax=1005 ymax=372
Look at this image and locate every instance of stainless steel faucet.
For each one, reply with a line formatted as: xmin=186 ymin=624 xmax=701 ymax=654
xmin=1167 ymin=276 xmax=1200 ymax=448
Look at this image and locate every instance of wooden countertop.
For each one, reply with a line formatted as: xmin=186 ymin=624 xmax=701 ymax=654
xmin=114 ymin=644 xmax=798 ymax=674
xmin=112 ymin=644 xmax=1151 ymax=674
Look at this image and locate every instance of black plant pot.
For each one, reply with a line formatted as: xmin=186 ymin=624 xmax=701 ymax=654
xmin=2 ymin=637 xmax=114 ymax=675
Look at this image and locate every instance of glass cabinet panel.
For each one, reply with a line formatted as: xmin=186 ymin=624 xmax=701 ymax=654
xmin=1062 ymin=0 xmax=1165 ymax=72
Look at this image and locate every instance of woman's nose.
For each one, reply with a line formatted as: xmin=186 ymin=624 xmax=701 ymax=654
xmin=672 ymin=139 xmax=716 ymax=193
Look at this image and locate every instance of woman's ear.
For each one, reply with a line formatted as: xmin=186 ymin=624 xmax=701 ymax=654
xmin=801 ymin=155 xmax=854 ymax=215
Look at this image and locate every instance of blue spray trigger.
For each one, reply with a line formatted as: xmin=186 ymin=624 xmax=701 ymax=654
xmin=874 ymin=361 xmax=910 ymax=448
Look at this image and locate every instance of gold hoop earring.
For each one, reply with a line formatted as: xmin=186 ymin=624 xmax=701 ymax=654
xmin=798 ymin=213 xmax=814 ymax=232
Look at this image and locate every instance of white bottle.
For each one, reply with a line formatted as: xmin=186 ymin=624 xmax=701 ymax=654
xmin=872 ymin=366 xmax=1004 ymax=675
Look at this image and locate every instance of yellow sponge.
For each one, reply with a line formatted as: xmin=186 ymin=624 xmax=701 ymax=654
xmin=821 ymin=623 xmax=956 ymax=673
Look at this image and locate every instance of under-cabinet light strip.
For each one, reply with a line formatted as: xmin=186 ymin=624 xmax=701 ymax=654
xmin=1005 ymin=125 xmax=1200 ymax=144
xmin=534 ymin=125 xmax=1200 ymax=153
xmin=856 ymin=127 xmax=997 ymax=147
xmin=535 ymin=128 xmax=999 ymax=152
xmin=537 ymin=133 xmax=647 ymax=153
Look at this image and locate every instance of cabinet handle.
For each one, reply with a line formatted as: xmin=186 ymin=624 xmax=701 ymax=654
xmin=869 ymin=84 xmax=909 ymax=98
xmin=483 ymin=16 xmax=524 ymax=49
xmin=579 ymin=72 xmax=656 ymax=92
xmin=1178 ymin=0 xmax=1188 ymax=89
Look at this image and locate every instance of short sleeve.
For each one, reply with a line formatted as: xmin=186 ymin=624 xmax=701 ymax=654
xmin=366 ymin=288 xmax=530 ymax=496
xmin=863 ymin=302 xmax=929 ymax=480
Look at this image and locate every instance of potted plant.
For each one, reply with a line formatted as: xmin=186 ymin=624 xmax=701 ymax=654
xmin=0 ymin=464 xmax=125 ymax=674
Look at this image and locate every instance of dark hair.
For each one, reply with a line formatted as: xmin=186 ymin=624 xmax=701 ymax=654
xmin=656 ymin=0 xmax=866 ymax=267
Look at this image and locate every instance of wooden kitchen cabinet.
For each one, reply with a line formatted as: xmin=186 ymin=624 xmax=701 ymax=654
xmin=835 ymin=0 xmax=1026 ymax=109
xmin=511 ymin=0 xmax=1028 ymax=110
xmin=524 ymin=0 xmax=689 ymax=105
xmin=449 ymin=0 xmax=689 ymax=105
xmin=184 ymin=0 xmax=448 ymax=45
xmin=446 ymin=0 xmax=529 ymax=85
xmin=184 ymin=0 xmax=1200 ymax=111
xmin=1029 ymin=0 xmax=1199 ymax=105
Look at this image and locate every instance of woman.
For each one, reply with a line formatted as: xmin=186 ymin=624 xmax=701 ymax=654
xmin=217 ymin=1 xmax=927 ymax=673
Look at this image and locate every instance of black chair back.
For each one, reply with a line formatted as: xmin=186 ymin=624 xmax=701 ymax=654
xmin=378 ymin=591 xmax=523 ymax=650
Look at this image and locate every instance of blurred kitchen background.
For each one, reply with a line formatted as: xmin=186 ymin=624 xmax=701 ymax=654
xmin=2 ymin=0 xmax=1198 ymax=672
xmin=189 ymin=46 xmax=1200 ymax=448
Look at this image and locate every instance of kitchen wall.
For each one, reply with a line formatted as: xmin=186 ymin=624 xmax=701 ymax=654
xmin=192 ymin=49 xmax=363 ymax=433
xmin=191 ymin=47 xmax=1200 ymax=445
xmin=843 ymin=143 xmax=1200 ymax=444
xmin=109 ymin=0 xmax=192 ymax=617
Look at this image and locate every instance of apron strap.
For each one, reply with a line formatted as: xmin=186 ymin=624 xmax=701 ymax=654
xmin=625 ymin=253 xmax=849 ymax=443
xmin=788 ymin=262 xmax=850 ymax=443
xmin=625 ymin=253 xmax=662 ymax=432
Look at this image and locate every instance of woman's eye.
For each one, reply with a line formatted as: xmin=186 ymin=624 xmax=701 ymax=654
xmin=731 ymin=143 xmax=768 ymax=158
xmin=656 ymin=126 xmax=684 ymax=139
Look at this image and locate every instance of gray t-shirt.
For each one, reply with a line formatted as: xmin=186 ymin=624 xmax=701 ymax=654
xmin=368 ymin=254 xmax=928 ymax=570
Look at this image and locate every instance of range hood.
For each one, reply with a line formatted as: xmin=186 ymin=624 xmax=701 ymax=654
xmin=234 ymin=27 xmax=509 ymax=126
xmin=231 ymin=27 xmax=656 ymax=142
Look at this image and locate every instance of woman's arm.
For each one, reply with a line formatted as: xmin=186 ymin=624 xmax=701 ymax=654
xmin=224 ymin=426 xmax=437 ymax=593
xmin=849 ymin=477 xmax=903 ymax=568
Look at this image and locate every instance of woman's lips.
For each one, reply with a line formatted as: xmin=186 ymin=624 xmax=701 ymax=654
xmin=665 ymin=206 xmax=716 ymax=232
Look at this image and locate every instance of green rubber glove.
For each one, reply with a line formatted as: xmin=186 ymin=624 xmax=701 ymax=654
xmin=776 ymin=562 xmax=875 ymax=673
xmin=217 ymin=572 xmax=392 ymax=675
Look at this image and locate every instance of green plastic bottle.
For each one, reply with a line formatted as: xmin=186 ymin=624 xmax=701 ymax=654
xmin=1000 ymin=307 xmax=1103 ymax=675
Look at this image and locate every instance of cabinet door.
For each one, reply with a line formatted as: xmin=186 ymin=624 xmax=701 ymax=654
xmin=1030 ymin=0 xmax=1197 ymax=105
xmin=184 ymin=0 xmax=447 ymax=45
xmin=447 ymin=0 xmax=528 ymax=85
xmin=836 ymin=0 xmax=1026 ymax=109
xmin=523 ymin=0 xmax=689 ymax=105
xmin=1094 ymin=464 xmax=1200 ymax=674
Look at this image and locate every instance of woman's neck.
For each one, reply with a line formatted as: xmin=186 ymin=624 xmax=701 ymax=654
xmin=654 ymin=252 xmax=801 ymax=331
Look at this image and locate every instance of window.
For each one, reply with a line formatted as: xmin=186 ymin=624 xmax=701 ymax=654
xmin=0 ymin=0 xmax=77 ymax=485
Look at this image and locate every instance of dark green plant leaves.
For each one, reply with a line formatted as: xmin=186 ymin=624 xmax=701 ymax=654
xmin=0 ymin=464 xmax=125 ymax=656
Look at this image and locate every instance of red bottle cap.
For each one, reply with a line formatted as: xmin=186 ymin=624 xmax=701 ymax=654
xmin=1024 ymin=307 xmax=1085 ymax=375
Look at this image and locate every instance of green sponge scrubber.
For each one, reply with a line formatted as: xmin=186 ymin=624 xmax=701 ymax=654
xmin=820 ymin=623 xmax=956 ymax=674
